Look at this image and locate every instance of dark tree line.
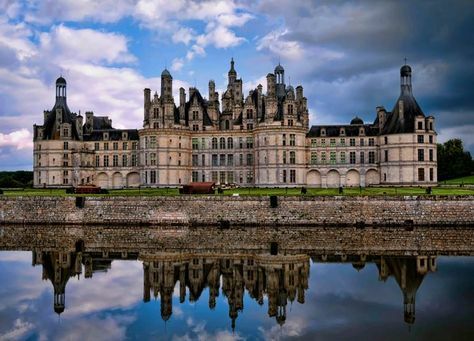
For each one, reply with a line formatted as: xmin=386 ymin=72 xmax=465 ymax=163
xmin=0 ymin=171 xmax=33 ymax=188
xmin=437 ymin=139 xmax=474 ymax=181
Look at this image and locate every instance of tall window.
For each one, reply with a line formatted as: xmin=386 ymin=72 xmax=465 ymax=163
xmin=321 ymin=152 xmax=326 ymax=164
xmin=311 ymin=139 xmax=317 ymax=148
xmin=192 ymin=138 xmax=199 ymax=150
xmin=418 ymin=168 xmax=425 ymax=181
xmin=239 ymin=137 xmax=243 ymax=149
xmin=150 ymin=136 xmax=156 ymax=148
xmin=246 ymin=137 xmax=253 ymax=148
xmin=192 ymin=171 xmax=199 ymax=182
xmin=104 ymin=142 xmax=109 ymax=150
xmin=95 ymin=155 xmax=100 ymax=167
xmin=220 ymin=154 xmax=226 ymax=166
xmin=350 ymin=152 xmax=356 ymax=164
xmin=330 ymin=138 xmax=336 ymax=147
xmin=429 ymin=168 xmax=434 ymax=181
xmin=340 ymin=152 xmax=346 ymax=163
xmin=350 ymin=138 xmax=355 ymax=147
xmin=192 ymin=110 xmax=199 ymax=120
xmin=282 ymin=151 xmax=287 ymax=164
xmin=288 ymin=105 xmax=293 ymax=115
xmin=311 ymin=152 xmax=317 ymax=164
xmin=282 ymin=134 xmax=286 ymax=146
xmin=282 ymin=170 xmax=287 ymax=183
xmin=247 ymin=153 xmax=253 ymax=166
xmin=150 ymin=153 xmax=156 ymax=166
xmin=64 ymin=142 xmax=68 ymax=150
xmin=122 ymin=155 xmax=128 ymax=167
xmin=429 ymin=149 xmax=433 ymax=161
xmin=360 ymin=152 xmax=365 ymax=164
xmin=368 ymin=151 xmax=375 ymax=163
xmin=384 ymin=150 xmax=388 ymax=162
xmin=123 ymin=142 xmax=128 ymax=150
xmin=247 ymin=123 xmax=253 ymax=130
xmin=330 ymin=152 xmax=336 ymax=164
xmin=192 ymin=155 xmax=198 ymax=166
xmin=103 ymin=155 xmax=109 ymax=167
xmin=246 ymin=109 xmax=253 ymax=119
xmin=227 ymin=137 xmax=233 ymax=149
xmin=150 ymin=170 xmax=156 ymax=184
xmin=113 ymin=155 xmax=119 ymax=167
xmin=290 ymin=151 xmax=296 ymax=164
xmin=95 ymin=143 xmax=99 ymax=150
xmin=212 ymin=154 xmax=218 ymax=166
xmin=368 ymin=138 xmax=375 ymax=146
xmin=417 ymin=135 xmax=424 ymax=143
xmin=131 ymin=154 xmax=137 ymax=166
xmin=290 ymin=134 xmax=296 ymax=146
xmin=227 ymin=154 xmax=234 ymax=166
xmin=212 ymin=138 xmax=218 ymax=149
xmin=418 ymin=149 xmax=424 ymax=161
xmin=113 ymin=142 xmax=118 ymax=150
xmin=290 ymin=170 xmax=296 ymax=183
xmin=340 ymin=138 xmax=345 ymax=146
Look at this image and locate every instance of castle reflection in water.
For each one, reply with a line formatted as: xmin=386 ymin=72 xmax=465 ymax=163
xmin=31 ymin=246 xmax=436 ymax=329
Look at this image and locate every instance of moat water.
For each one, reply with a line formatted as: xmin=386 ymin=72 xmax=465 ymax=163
xmin=0 ymin=226 xmax=473 ymax=340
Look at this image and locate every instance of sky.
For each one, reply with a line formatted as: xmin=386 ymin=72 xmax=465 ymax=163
xmin=0 ymin=0 xmax=473 ymax=170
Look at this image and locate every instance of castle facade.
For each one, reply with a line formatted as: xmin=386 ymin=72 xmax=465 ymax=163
xmin=33 ymin=60 xmax=437 ymax=188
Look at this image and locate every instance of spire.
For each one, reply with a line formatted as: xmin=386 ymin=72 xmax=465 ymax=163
xmin=229 ymin=57 xmax=236 ymax=75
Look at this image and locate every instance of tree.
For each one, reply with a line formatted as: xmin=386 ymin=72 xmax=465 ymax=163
xmin=437 ymin=139 xmax=473 ymax=180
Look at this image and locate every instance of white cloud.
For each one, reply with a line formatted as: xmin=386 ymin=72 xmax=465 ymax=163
xmin=0 ymin=318 xmax=34 ymax=340
xmin=172 ymin=27 xmax=196 ymax=45
xmin=197 ymin=25 xmax=246 ymax=49
xmin=38 ymin=25 xmax=136 ymax=65
xmin=172 ymin=58 xmax=185 ymax=72
xmin=257 ymin=29 xmax=304 ymax=60
xmin=0 ymin=129 xmax=33 ymax=150
xmin=437 ymin=124 xmax=474 ymax=148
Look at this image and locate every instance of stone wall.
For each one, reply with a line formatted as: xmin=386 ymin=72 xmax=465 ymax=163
xmin=1 ymin=195 xmax=473 ymax=227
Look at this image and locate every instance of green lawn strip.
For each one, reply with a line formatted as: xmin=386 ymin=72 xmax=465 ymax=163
xmin=1 ymin=186 xmax=473 ymax=197
xmin=442 ymin=175 xmax=474 ymax=185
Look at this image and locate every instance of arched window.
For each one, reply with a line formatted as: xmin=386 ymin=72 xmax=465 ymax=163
xmin=219 ymin=137 xmax=226 ymax=149
xmin=227 ymin=137 xmax=233 ymax=149
xmin=212 ymin=137 xmax=218 ymax=149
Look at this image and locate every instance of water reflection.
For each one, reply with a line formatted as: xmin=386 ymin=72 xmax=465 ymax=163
xmin=32 ymin=247 xmax=436 ymax=328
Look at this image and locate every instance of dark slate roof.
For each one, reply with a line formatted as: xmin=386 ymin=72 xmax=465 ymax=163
xmin=185 ymin=89 xmax=214 ymax=126
xmin=42 ymin=99 xmax=81 ymax=140
xmin=83 ymin=129 xmax=139 ymax=141
xmin=307 ymin=124 xmax=379 ymax=137
xmin=382 ymin=93 xmax=425 ymax=134
xmin=161 ymin=69 xmax=172 ymax=77
xmin=350 ymin=116 xmax=364 ymax=125
xmin=56 ymin=76 xmax=66 ymax=84
xmin=92 ymin=116 xmax=113 ymax=130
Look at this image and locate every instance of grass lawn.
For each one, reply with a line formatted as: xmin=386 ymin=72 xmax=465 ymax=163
xmin=1 ymin=186 xmax=473 ymax=197
xmin=441 ymin=175 xmax=474 ymax=185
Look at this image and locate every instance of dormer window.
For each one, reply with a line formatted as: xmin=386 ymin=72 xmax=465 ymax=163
xmin=122 ymin=132 xmax=128 ymax=140
xmin=321 ymin=128 xmax=326 ymax=136
xmin=340 ymin=128 xmax=345 ymax=136
xmin=417 ymin=121 xmax=423 ymax=130
xmin=359 ymin=128 xmax=365 ymax=135
xmin=104 ymin=132 xmax=109 ymax=140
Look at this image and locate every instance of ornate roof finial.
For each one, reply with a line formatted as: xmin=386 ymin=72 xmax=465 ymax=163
xmin=404 ymin=57 xmax=407 ymax=65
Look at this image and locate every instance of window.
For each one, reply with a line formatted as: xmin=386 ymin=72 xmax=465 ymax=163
xmin=321 ymin=128 xmax=326 ymax=136
xmin=212 ymin=154 xmax=218 ymax=166
xmin=150 ymin=137 xmax=156 ymax=148
xmin=311 ymin=139 xmax=317 ymax=148
xmin=192 ymin=155 xmax=198 ymax=166
xmin=282 ymin=134 xmax=286 ymax=146
xmin=290 ymin=170 xmax=296 ymax=183
xmin=192 ymin=171 xmax=199 ymax=182
xmin=350 ymin=152 xmax=356 ymax=164
xmin=247 ymin=153 xmax=253 ymax=166
xmin=368 ymin=138 xmax=375 ymax=146
xmin=239 ymin=138 xmax=243 ymax=149
xmin=418 ymin=149 xmax=424 ymax=161
xmin=122 ymin=155 xmax=128 ymax=167
xmin=288 ymin=104 xmax=294 ymax=115
xmin=429 ymin=135 xmax=433 ymax=144
xmin=340 ymin=152 xmax=346 ymax=163
xmin=246 ymin=137 xmax=253 ymax=148
xmin=340 ymin=138 xmax=345 ymax=146
xmin=227 ymin=171 xmax=234 ymax=183
xmin=150 ymin=170 xmax=156 ymax=184
xmin=131 ymin=154 xmax=138 ymax=166
xmin=311 ymin=152 xmax=317 ymax=164
xmin=417 ymin=135 xmax=424 ymax=143
xmin=368 ymin=151 xmax=375 ymax=163
xmin=220 ymin=154 xmax=226 ymax=166
xmin=63 ymin=128 xmax=69 ymax=136
xmin=212 ymin=138 xmax=218 ymax=149
xmin=104 ymin=142 xmax=109 ymax=150
xmin=95 ymin=143 xmax=99 ymax=150
xmin=211 ymin=171 xmax=218 ymax=182
xmin=430 ymin=168 xmax=434 ymax=181
xmin=418 ymin=121 xmax=423 ymax=130
xmin=360 ymin=152 xmax=365 ymax=164
xmin=290 ymin=151 xmax=296 ymax=164
xmin=321 ymin=138 xmax=326 ymax=146
xmin=113 ymin=155 xmax=118 ymax=167
xmin=246 ymin=171 xmax=253 ymax=183
xmin=247 ymin=123 xmax=253 ymax=130
xmin=150 ymin=153 xmax=156 ymax=166
xmin=288 ymin=119 xmax=293 ymax=126
xmin=132 ymin=142 xmax=138 ymax=150
xmin=192 ymin=124 xmax=199 ymax=131
xmin=113 ymin=142 xmax=118 ymax=150
xmin=429 ymin=149 xmax=433 ymax=161
xmin=384 ymin=150 xmax=388 ymax=162
xmin=192 ymin=110 xmax=199 ymax=120
xmin=103 ymin=155 xmax=109 ymax=167
xmin=192 ymin=138 xmax=199 ymax=150
xmin=220 ymin=171 xmax=226 ymax=184
xmin=64 ymin=142 xmax=68 ymax=150
xmin=202 ymin=154 xmax=205 ymax=166
xmin=330 ymin=138 xmax=336 ymax=147
xmin=321 ymin=152 xmax=326 ymax=164
xmin=429 ymin=122 xmax=433 ymax=130
xmin=290 ymin=134 xmax=296 ymax=146
xmin=283 ymin=151 xmax=287 ymax=164
xmin=330 ymin=152 xmax=336 ymax=164
xmin=418 ymin=168 xmax=425 ymax=181
xmin=360 ymin=139 xmax=365 ymax=146
xmin=95 ymin=155 xmax=100 ymax=167
xmin=282 ymin=170 xmax=287 ymax=183
xmin=227 ymin=137 xmax=233 ymax=149
xmin=154 ymin=122 xmax=159 ymax=129
xmin=239 ymin=154 xmax=243 ymax=166
xmin=225 ymin=120 xmax=230 ymax=130
xmin=227 ymin=154 xmax=234 ymax=166
xmin=350 ymin=138 xmax=355 ymax=147
xmin=246 ymin=109 xmax=253 ymax=119
xmin=123 ymin=142 xmax=128 ymax=150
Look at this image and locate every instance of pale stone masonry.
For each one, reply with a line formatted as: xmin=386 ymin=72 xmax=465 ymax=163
xmin=33 ymin=60 xmax=437 ymax=188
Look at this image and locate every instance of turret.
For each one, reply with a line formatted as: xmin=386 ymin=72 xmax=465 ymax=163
xmin=266 ymin=73 xmax=276 ymax=97
xmin=144 ymin=88 xmax=151 ymax=125
xmin=228 ymin=58 xmax=236 ymax=85
xmin=296 ymin=86 xmax=303 ymax=101
xmin=160 ymin=69 xmax=173 ymax=101
xmin=274 ymin=64 xmax=286 ymax=98
xmin=209 ymin=80 xmax=216 ymax=102
xmin=400 ymin=64 xmax=412 ymax=95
